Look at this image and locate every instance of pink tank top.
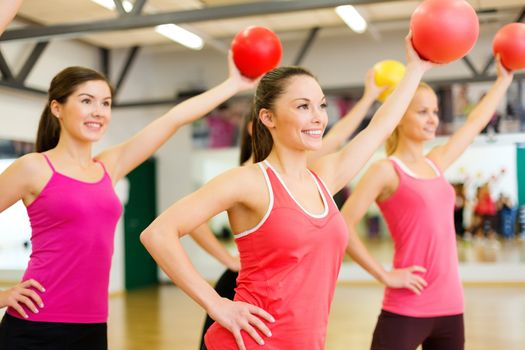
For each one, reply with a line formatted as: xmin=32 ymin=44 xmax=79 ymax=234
xmin=7 ymin=154 xmax=122 ymax=323
xmin=377 ymin=157 xmax=464 ymax=317
xmin=205 ymin=161 xmax=348 ymax=350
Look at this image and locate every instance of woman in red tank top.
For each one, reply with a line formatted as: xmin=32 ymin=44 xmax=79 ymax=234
xmin=198 ymin=65 xmax=387 ymax=350
xmin=141 ymin=34 xmax=434 ymax=350
xmin=0 ymin=55 xmax=257 ymax=349
xmin=341 ymin=57 xmax=514 ymax=350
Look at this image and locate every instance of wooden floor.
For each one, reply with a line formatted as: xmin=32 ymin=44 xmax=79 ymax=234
xmin=107 ymin=284 xmax=525 ymax=350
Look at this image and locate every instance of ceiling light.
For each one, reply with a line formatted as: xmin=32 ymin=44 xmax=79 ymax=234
xmin=155 ymin=24 xmax=204 ymax=50
xmin=92 ymin=0 xmax=134 ymax=13
xmin=335 ymin=5 xmax=367 ymax=34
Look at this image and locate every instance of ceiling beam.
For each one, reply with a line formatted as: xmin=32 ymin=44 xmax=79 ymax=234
xmin=16 ymin=41 xmax=49 ymax=83
xmin=113 ymin=0 xmax=127 ymax=15
xmin=112 ymin=74 xmax=525 ymax=108
xmin=461 ymin=56 xmax=480 ymax=77
xmin=2 ymin=71 xmax=523 ymax=107
xmin=100 ymin=48 xmax=110 ymax=78
xmin=0 ymin=0 xmax=397 ymax=42
xmin=294 ymin=27 xmax=320 ymax=66
xmin=0 ymin=50 xmax=14 ymax=81
xmin=0 ymin=79 xmax=46 ymax=95
xmin=114 ymin=46 xmax=140 ymax=95
xmin=131 ymin=0 xmax=147 ymax=16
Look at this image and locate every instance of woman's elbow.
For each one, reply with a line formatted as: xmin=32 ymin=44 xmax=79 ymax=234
xmin=140 ymin=221 xmax=179 ymax=249
xmin=140 ymin=223 xmax=163 ymax=248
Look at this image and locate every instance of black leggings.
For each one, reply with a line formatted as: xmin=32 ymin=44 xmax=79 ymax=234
xmin=200 ymin=269 xmax=239 ymax=350
xmin=371 ymin=310 xmax=464 ymax=350
xmin=0 ymin=313 xmax=107 ymax=350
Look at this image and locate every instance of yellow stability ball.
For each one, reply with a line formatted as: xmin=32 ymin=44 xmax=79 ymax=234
xmin=373 ymin=60 xmax=406 ymax=102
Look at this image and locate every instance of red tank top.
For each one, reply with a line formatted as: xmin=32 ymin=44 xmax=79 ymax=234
xmin=377 ymin=157 xmax=464 ymax=317
xmin=205 ymin=160 xmax=348 ymax=350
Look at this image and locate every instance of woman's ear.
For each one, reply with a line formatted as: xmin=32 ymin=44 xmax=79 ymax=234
xmin=50 ymin=100 xmax=61 ymax=119
xmin=259 ymin=108 xmax=275 ymax=129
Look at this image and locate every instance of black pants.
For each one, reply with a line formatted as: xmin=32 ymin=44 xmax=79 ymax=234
xmin=0 ymin=313 xmax=107 ymax=350
xmin=200 ymin=269 xmax=239 ymax=350
xmin=371 ymin=310 xmax=464 ymax=350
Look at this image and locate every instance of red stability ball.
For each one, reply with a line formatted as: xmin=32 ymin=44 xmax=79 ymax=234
xmin=231 ymin=26 xmax=282 ymax=79
xmin=493 ymin=23 xmax=525 ymax=71
xmin=410 ymin=0 xmax=479 ymax=64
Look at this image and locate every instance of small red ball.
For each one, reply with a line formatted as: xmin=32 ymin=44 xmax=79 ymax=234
xmin=231 ymin=26 xmax=282 ymax=78
xmin=410 ymin=0 xmax=479 ymax=64
xmin=493 ymin=23 xmax=525 ymax=71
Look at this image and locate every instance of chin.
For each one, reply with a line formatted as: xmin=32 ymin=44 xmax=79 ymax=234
xmin=422 ymin=135 xmax=436 ymax=142
xmin=83 ymin=133 xmax=105 ymax=143
xmin=420 ymin=129 xmax=436 ymax=138
xmin=305 ymin=142 xmax=322 ymax=151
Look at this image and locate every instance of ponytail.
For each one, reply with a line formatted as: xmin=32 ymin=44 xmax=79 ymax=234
xmin=251 ymin=107 xmax=274 ymax=163
xmin=35 ymin=104 xmax=61 ymax=152
xmin=238 ymin=109 xmax=254 ymax=165
xmin=384 ymin=128 xmax=399 ymax=156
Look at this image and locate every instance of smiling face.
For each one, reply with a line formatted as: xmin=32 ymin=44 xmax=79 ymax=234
xmin=261 ymin=74 xmax=328 ymax=152
xmin=51 ymin=80 xmax=112 ymax=143
xmin=398 ymin=86 xmax=439 ymax=142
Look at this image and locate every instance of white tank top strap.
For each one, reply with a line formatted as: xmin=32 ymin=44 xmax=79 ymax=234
xmin=388 ymin=156 xmax=440 ymax=179
xmin=263 ymin=160 xmax=329 ymax=218
xmin=235 ymin=162 xmax=274 ymax=239
xmin=424 ymin=157 xmax=441 ymax=176
xmin=309 ymin=170 xmax=339 ymax=208
xmin=388 ymin=156 xmax=417 ymax=178
xmin=41 ymin=153 xmax=56 ymax=172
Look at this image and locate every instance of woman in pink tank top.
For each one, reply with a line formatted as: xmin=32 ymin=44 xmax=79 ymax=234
xmin=141 ymin=35 xmax=434 ymax=350
xmin=341 ymin=57 xmax=514 ymax=350
xmin=0 ymin=55 xmax=258 ymax=349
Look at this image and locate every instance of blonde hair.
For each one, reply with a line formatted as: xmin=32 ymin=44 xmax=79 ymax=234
xmin=384 ymin=82 xmax=435 ymax=156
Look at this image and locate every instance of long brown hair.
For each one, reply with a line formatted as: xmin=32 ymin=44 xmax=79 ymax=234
xmin=238 ymin=108 xmax=253 ymax=165
xmin=251 ymin=66 xmax=316 ymax=162
xmin=385 ymin=82 xmax=435 ymax=156
xmin=35 ymin=66 xmax=112 ymax=152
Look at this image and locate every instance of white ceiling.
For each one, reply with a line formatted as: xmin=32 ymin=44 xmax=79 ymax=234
xmin=14 ymin=0 xmax=525 ymax=50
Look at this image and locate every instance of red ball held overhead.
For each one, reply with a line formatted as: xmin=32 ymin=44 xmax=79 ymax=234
xmin=493 ymin=23 xmax=525 ymax=71
xmin=410 ymin=0 xmax=479 ymax=64
xmin=231 ymin=26 xmax=283 ymax=78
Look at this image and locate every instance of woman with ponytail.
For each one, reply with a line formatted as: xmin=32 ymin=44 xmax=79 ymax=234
xmin=198 ymin=67 xmax=385 ymax=350
xmin=341 ymin=60 xmax=513 ymax=349
xmin=0 ymin=54 xmax=258 ymax=349
xmin=141 ymin=34 xmax=434 ymax=350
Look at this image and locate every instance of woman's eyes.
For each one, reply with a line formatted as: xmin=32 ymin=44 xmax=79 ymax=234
xmin=297 ymin=103 xmax=327 ymax=110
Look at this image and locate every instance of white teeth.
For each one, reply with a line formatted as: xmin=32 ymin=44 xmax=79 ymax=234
xmin=85 ymin=122 xmax=102 ymax=128
xmin=303 ymin=130 xmax=322 ymax=135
